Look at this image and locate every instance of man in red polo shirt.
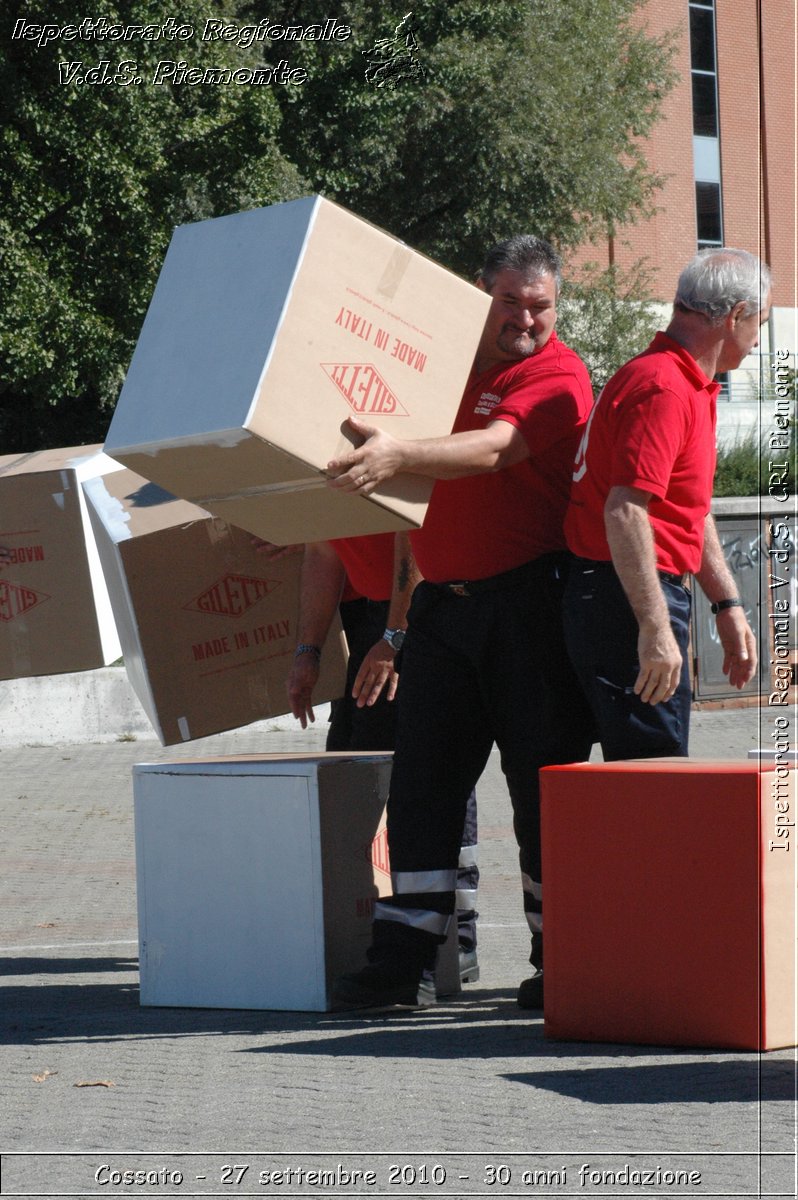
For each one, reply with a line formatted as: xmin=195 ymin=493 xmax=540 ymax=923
xmin=325 ymin=234 xmax=596 ymax=1010
xmin=563 ymin=247 xmax=767 ymax=759
xmin=287 ymin=532 xmax=481 ymax=983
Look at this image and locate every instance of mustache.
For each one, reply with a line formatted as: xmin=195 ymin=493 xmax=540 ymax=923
xmin=499 ymin=323 xmax=536 ymax=340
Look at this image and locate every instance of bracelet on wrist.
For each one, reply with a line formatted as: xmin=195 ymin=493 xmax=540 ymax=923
xmin=710 ymin=598 xmax=742 ymax=615
xmin=295 ymin=643 xmax=322 ymax=660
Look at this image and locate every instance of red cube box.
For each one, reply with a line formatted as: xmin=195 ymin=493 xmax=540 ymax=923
xmin=540 ymin=760 xmax=797 ymax=1050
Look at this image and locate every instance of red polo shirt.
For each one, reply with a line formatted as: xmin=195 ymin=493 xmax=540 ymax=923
xmin=410 ymin=333 xmax=593 ymax=582
xmin=329 ymin=532 xmax=395 ymax=602
xmin=565 ymin=332 xmax=719 ymax=576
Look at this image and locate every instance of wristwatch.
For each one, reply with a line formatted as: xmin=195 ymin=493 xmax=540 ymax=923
xmin=382 ymin=627 xmax=406 ymax=652
xmin=710 ymin=598 xmax=743 ymax=614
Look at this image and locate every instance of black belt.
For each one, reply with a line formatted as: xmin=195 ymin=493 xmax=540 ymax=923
xmin=572 ymin=556 xmax=688 ymax=589
xmin=660 ymin=570 xmax=688 ymax=587
xmin=432 ymin=553 xmax=566 ymax=598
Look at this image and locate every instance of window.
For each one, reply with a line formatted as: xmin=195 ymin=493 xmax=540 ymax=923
xmin=696 ymin=182 xmax=723 ymax=247
xmin=689 ymin=5 xmax=716 ymax=73
xmin=689 ymin=1 xmax=723 ymax=247
xmin=691 ymin=73 xmax=719 ymax=137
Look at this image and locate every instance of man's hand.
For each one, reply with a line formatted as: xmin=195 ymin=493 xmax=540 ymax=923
xmin=634 ymin=618 xmax=683 ymax=705
xmin=326 ymin=415 xmax=406 ymax=494
xmin=287 ymin=654 xmax=320 ymax=729
xmin=716 ymin=606 xmax=757 ymax=688
xmin=352 ymin=639 xmax=399 ymax=708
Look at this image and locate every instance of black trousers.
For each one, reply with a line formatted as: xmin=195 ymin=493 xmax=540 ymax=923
xmin=329 ymin=597 xmax=480 ymax=948
xmin=327 ymin=599 xmax=398 ymax=752
xmin=563 ymin=557 xmax=692 ymax=760
xmin=376 ymin=554 xmax=595 ymax=943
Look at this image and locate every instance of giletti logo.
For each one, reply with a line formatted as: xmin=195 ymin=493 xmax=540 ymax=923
xmin=322 ymin=363 xmax=408 ymax=415
xmin=0 ymin=580 xmax=50 ymax=621
xmin=183 ymin=574 xmax=280 ymax=619
xmin=369 ymin=827 xmax=391 ymax=878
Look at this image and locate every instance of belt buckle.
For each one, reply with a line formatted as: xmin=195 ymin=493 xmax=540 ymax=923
xmin=449 ymin=582 xmax=470 ymax=597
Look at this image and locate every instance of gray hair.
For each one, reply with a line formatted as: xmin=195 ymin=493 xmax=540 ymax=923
xmin=675 ymin=248 xmax=771 ymax=322
xmin=480 ymin=235 xmax=562 ymax=294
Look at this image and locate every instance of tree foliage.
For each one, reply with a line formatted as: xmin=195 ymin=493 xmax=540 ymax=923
xmin=1 ymin=0 xmax=677 ymax=449
xmin=557 ymin=260 xmax=663 ymax=392
xmin=267 ymin=0 xmax=676 ymax=272
xmin=0 ymin=0 xmax=304 ymax=448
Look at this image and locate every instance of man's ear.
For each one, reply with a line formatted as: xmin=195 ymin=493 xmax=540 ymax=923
xmin=729 ymin=301 xmax=747 ymax=327
xmin=476 ymin=276 xmax=487 ymax=293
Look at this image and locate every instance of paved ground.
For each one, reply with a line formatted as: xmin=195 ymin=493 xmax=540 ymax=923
xmin=1 ymin=705 xmax=795 ymax=1199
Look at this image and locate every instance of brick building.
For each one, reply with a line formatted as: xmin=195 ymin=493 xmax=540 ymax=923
xmin=566 ymin=0 xmax=796 ymax=444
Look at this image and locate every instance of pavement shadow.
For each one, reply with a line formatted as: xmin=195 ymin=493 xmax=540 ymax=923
xmin=0 ymin=977 xmax=338 ymax=1046
xmin=2 ymin=975 xmax=793 ymax=1115
xmin=503 ymin=1059 xmax=796 ymax=1104
xmin=2 ymin=977 xmax=545 ymax=1047
xmin=0 ymin=956 xmax=137 ymax=977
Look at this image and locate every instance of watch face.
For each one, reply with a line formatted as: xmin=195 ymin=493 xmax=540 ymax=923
xmin=391 ymin=629 xmax=405 ymax=651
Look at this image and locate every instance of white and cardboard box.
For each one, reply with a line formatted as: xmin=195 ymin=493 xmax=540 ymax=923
xmin=133 ymin=753 xmax=394 ymax=1010
xmin=83 ymin=466 xmax=346 ymax=745
xmin=0 ymin=446 xmax=121 ymax=679
xmin=104 ymin=195 xmax=490 ymax=544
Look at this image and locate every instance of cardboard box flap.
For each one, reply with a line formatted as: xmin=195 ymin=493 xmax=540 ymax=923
xmin=83 ymin=468 xmax=210 ymax=541
xmin=0 ymin=445 xmax=114 ymax=480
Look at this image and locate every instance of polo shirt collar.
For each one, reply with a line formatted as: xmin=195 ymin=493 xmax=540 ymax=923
xmin=650 ymin=331 xmax=720 ymax=396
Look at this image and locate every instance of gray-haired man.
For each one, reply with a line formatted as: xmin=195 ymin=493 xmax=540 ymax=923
xmin=563 ymin=247 xmax=768 ymax=760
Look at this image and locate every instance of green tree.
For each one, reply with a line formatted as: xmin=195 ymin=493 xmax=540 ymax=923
xmin=266 ymin=0 xmax=677 ymax=273
xmin=2 ymin=0 xmax=678 ymax=450
xmin=0 ymin=0 xmax=304 ymax=450
xmin=557 ymin=259 xmax=662 ymax=391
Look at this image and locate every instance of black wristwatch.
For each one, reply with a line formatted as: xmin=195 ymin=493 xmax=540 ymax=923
xmin=710 ymin=598 xmax=742 ymax=615
xmin=382 ymin=627 xmax=406 ymax=652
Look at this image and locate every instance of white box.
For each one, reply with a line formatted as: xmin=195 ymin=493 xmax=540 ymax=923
xmin=134 ymin=753 xmax=395 ymax=1011
xmin=0 ymin=446 xmax=121 ymax=678
xmin=104 ymin=195 xmax=490 ymax=544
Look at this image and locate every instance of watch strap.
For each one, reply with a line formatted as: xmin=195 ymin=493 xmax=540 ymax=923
xmin=710 ymin=598 xmax=742 ymax=615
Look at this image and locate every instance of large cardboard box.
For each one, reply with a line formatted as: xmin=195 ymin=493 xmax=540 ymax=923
xmin=540 ymin=760 xmax=797 ymax=1051
xmin=103 ymin=195 xmax=490 ymax=544
xmin=133 ymin=753 xmax=394 ymax=1010
xmin=0 ymin=446 xmax=121 ymax=679
xmin=83 ymin=466 xmax=346 ymax=745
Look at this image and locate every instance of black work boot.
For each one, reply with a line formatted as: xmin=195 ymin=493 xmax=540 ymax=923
xmin=517 ymin=931 xmax=544 ymax=1010
xmin=457 ymin=908 xmax=479 ymax=984
xmin=333 ymin=920 xmax=438 ymax=1010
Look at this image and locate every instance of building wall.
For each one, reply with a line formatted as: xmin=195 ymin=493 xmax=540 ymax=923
xmin=565 ymin=2 xmax=695 ymax=298
xmin=559 ymin=4 xmax=696 ymax=295
xmin=757 ymin=0 xmax=797 ymax=308
xmin=564 ymin=0 xmax=796 ymax=445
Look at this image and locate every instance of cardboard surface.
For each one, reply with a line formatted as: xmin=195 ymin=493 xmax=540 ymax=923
xmin=0 ymin=446 xmax=121 ymax=678
xmin=104 ymin=195 xmax=490 ymax=543
xmin=540 ymin=759 xmax=798 ymax=1051
xmin=133 ymin=754 xmax=395 ymax=1011
xmin=83 ymin=466 xmax=346 ymax=744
